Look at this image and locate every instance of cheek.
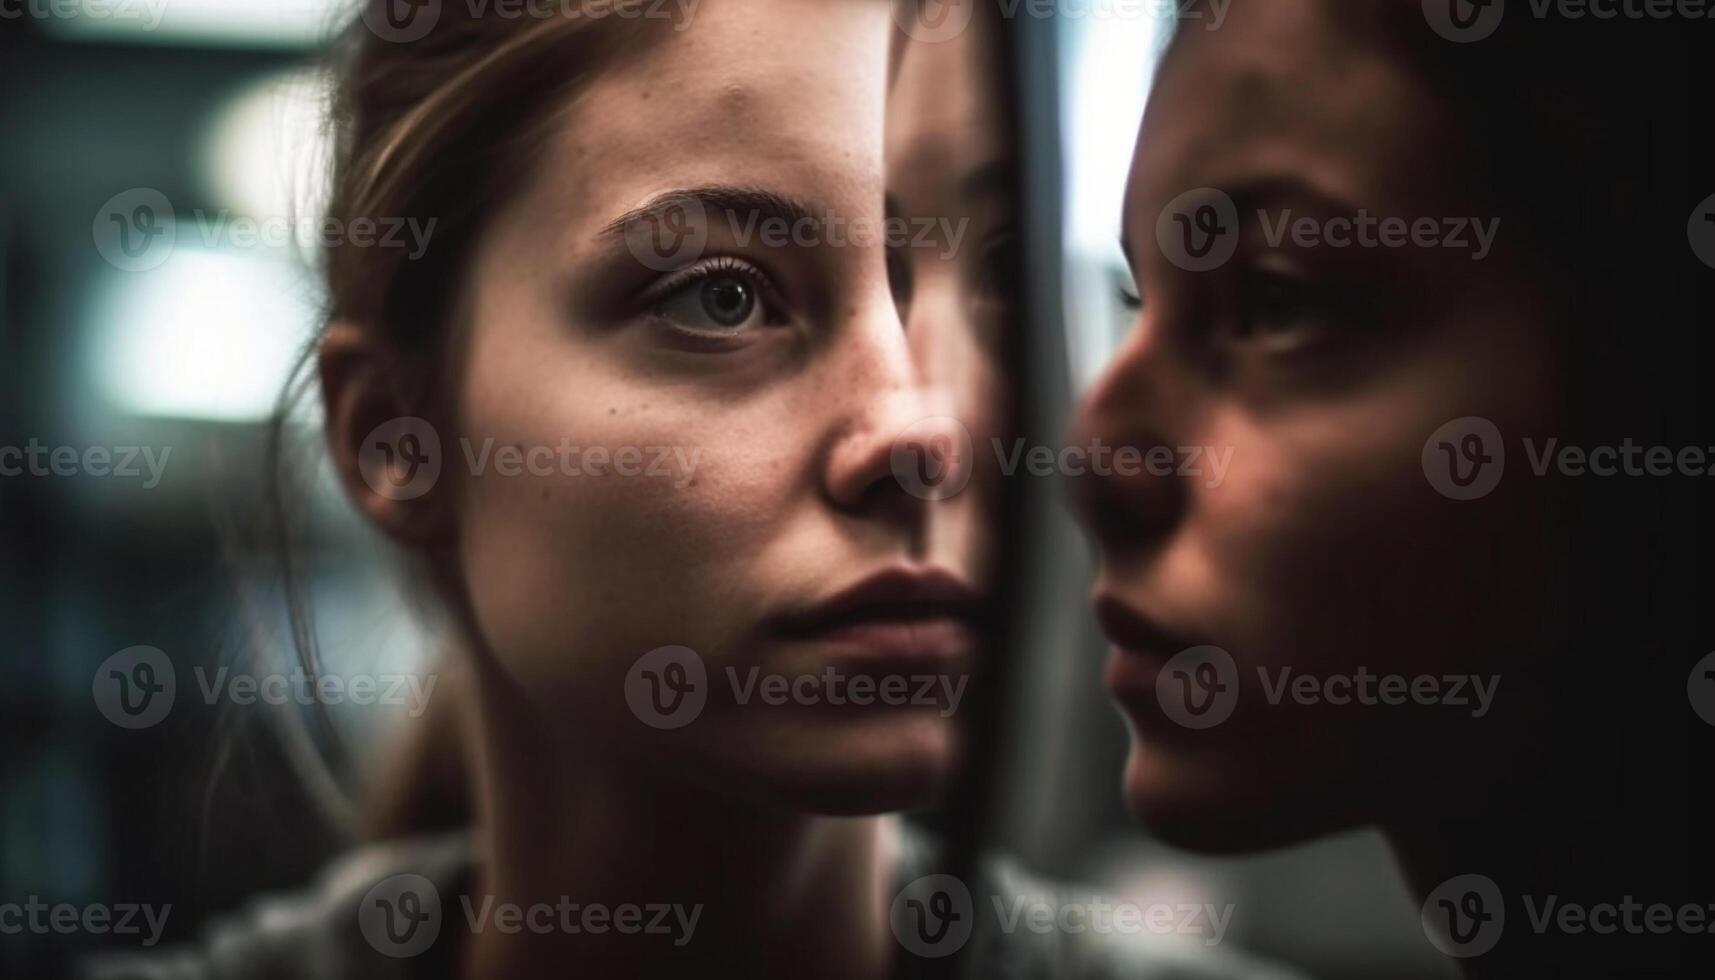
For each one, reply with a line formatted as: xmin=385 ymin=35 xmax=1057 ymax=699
xmin=448 ymin=354 xmax=800 ymax=701
xmin=1185 ymin=354 xmax=1559 ymax=678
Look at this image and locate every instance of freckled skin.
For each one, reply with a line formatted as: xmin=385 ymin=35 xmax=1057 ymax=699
xmin=324 ymin=5 xmax=1014 ymax=977
xmin=449 ymin=0 xmax=999 ymax=814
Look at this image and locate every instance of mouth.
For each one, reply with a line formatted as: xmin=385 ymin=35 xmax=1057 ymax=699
xmin=1094 ymin=594 xmax=1201 ymax=698
xmin=771 ymin=567 xmax=983 ymax=667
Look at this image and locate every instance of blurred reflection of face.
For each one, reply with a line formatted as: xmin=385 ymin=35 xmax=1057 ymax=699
xmin=450 ymin=0 xmax=998 ymax=816
xmin=884 ymin=21 xmax=1013 ymax=568
xmin=886 ymin=24 xmax=1016 ymax=379
xmin=1072 ymin=0 xmax=1566 ymax=851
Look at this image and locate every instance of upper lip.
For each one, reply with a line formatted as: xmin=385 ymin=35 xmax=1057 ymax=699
xmin=1093 ymin=594 xmax=1199 ymax=659
xmin=775 ymin=568 xmax=984 ymax=636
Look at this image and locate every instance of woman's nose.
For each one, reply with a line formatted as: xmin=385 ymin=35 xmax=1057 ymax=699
xmin=1067 ymin=321 xmax=1189 ymax=560
xmin=825 ymin=384 xmax=974 ymax=515
xmin=819 ymin=275 xmax=982 ymax=514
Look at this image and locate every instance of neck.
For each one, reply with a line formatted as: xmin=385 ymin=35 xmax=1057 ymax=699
xmin=1383 ymin=731 xmax=1708 ymax=979
xmin=458 ymin=664 xmax=898 ymax=980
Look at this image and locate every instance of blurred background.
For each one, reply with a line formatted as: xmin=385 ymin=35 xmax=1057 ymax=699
xmin=1 ymin=6 xmax=437 ymax=975
xmin=1 ymin=3 xmax=1445 ymax=978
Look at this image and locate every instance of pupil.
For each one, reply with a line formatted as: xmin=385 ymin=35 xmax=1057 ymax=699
xmin=701 ymin=278 xmax=752 ymax=327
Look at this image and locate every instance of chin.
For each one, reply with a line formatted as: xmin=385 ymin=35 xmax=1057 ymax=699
xmin=1120 ymin=738 xmax=1365 ymax=855
xmin=716 ymin=712 xmax=962 ymax=816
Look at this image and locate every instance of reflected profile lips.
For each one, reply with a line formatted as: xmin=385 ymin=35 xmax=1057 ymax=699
xmin=1095 ymin=595 xmax=1199 ymax=699
xmin=774 ymin=569 xmax=982 ymax=664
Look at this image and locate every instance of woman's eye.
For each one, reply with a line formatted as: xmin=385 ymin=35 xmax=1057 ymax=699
xmin=656 ymin=276 xmax=761 ymax=331
xmin=974 ymin=230 xmax=1022 ymax=312
xmin=646 ymin=259 xmax=781 ymax=340
xmin=1115 ymin=264 xmax=1143 ymax=312
xmin=1234 ymin=267 xmax=1337 ymax=352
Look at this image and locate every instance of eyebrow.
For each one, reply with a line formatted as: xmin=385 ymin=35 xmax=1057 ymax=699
xmin=1229 ymin=175 xmax=1361 ymax=218
xmin=883 ymin=159 xmax=1016 ymax=228
xmin=959 ymin=159 xmax=1018 ymax=203
xmin=1119 ymin=175 xmax=1366 ymax=263
xmin=597 ymin=184 xmax=825 ymax=246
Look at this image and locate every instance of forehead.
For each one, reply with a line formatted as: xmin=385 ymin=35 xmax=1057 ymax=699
xmin=885 ymin=31 xmax=1007 ymax=186
xmin=1132 ymin=0 xmax=1460 ymax=215
xmin=522 ymin=0 xmax=892 ymax=237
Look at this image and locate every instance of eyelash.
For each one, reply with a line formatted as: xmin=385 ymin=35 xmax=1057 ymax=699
xmin=1234 ymin=267 xmax=1338 ymax=347
xmin=1116 ymin=260 xmax=1343 ymax=359
xmin=640 ymin=255 xmax=788 ymax=338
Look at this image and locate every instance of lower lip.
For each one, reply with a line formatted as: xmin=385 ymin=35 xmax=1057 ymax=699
xmin=1104 ymin=646 xmax=1167 ymax=701
xmin=788 ymin=616 xmax=977 ymax=665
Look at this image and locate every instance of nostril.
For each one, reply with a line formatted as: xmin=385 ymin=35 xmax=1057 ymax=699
xmin=888 ymin=414 xmax=975 ymax=503
xmin=1067 ymin=429 xmax=1188 ymax=557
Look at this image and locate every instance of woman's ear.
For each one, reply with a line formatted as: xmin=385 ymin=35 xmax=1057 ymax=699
xmin=319 ymin=321 xmax=456 ymax=544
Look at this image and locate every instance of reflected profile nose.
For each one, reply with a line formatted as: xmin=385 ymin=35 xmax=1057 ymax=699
xmin=1067 ymin=327 xmax=1188 ymax=559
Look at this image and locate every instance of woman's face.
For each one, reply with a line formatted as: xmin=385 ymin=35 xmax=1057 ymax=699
xmin=446 ymin=0 xmax=998 ymax=815
xmin=1072 ymin=0 xmax=1568 ymax=851
xmin=884 ymin=25 xmax=1015 ymax=543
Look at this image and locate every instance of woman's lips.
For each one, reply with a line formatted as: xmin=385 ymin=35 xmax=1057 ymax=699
xmin=769 ymin=567 xmax=983 ymax=667
xmin=1093 ymin=594 xmax=1198 ymax=701
xmin=794 ymin=616 xmax=977 ymax=663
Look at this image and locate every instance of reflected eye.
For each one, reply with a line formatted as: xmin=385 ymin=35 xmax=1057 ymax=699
xmin=1115 ymin=263 xmax=1143 ymax=312
xmin=1235 ymin=267 xmax=1337 ymax=352
xmin=975 ymin=229 xmax=1021 ymax=311
xmin=646 ymin=257 xmax=781 ymax=342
